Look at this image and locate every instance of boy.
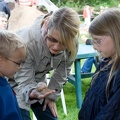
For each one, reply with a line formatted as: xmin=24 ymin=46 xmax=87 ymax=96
xmin=0 ymin=30 xmax=55 ymax=120
xmin=0 ymin=30 xmax=26 ymax=120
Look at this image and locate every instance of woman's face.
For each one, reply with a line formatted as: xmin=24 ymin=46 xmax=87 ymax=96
xmin=46 ymin=29 xmax=65 ymax=54
xmin=91 ymin=34 xmax=115 ymax=58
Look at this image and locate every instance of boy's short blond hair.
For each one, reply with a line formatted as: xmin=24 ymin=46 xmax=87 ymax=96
xmin=0 ymin=30 xmax=26 ymax=58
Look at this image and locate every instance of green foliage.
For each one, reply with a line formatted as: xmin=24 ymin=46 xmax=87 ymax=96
xmin=51 ymin=0 xmax=120 ymax=15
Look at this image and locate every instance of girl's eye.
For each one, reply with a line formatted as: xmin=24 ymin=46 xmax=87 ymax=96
xmin=92 ymin=39 xmax=102 ymax=45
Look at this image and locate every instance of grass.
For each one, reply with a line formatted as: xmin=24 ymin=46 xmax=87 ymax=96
xmin=57 ymin=82 xmax=79 ymax=120
xmin=56 ymin=77 xmax=92 ymax=120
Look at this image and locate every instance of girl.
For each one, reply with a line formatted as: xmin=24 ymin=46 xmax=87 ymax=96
xmin=0 ymin=30 xmax=26 ymax=120
xmin=79 ymin=8 xmax=120 ymax=120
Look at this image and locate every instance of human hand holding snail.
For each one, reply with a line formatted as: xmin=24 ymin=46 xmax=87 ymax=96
xmin=29 ymin=82 xmax=55 ymax=100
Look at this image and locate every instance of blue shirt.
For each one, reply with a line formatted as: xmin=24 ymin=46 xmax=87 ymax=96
xmin=0 ymin=76 xmax=22 ymax=120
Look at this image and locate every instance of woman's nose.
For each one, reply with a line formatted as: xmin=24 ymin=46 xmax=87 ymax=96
xmin=53 ymin=43 xmax=62 ymax=49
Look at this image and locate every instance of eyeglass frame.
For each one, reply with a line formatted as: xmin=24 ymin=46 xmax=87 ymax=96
xmin=6 ymin=58 xmax=24 ymax=66
xmin=92 ymin=39 xmax=103 ymax=45
xmin=46 ymin=36 xmax=66 ymax=49
xmin=91 ymin=35 xmax=110 ymax=46
xmin=46 ymin=36 xmax=60 ymax=44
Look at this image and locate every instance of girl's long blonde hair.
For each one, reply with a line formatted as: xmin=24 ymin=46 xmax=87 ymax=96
xmin=89 ymin=8 xmax=120 ymax=99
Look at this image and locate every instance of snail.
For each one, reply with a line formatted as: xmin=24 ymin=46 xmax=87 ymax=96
xmin=37 ymin=82 xmax=52 ymax=94
xmin=37 ymin=82 xmax=47 ymax=92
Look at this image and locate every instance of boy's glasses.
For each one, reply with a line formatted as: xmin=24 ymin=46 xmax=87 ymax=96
xmin=6 ymin=58 xmax=24 ymax=66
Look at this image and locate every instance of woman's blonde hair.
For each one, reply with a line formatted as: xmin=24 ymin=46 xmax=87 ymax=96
xmin=0 ymin=30 xmax=26 ymax=58
xmin=47 ymin=7 xmax=80 ymax=60
xmin=89 ymin=8 xmax=120 ymax=99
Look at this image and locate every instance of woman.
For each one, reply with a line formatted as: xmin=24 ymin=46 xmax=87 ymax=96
xmin=13 ymin=7 xmax=80 ymax=120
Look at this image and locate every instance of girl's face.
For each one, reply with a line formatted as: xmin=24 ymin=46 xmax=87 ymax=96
xmin=46 ymin=29 xmax=65 ymax=54
xmin=91 ymin=34 xmax=115 ymax=58
xmin=0 ymin=48 xmax=26 ymax=78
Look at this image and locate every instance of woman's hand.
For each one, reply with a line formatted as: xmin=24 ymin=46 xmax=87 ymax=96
xmin=43 ymin=98 xmax=58 ymax=117
xmin=29 ymin=89 xmax=55 ymax=100
xmin=29 ymin=88 xmax=55 ymax=100
xmin=29 ymin=82 xmax=55 ymax=99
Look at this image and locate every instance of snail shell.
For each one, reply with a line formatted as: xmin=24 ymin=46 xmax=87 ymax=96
xmin=37 ymin=82 xmax=47 ymax=92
